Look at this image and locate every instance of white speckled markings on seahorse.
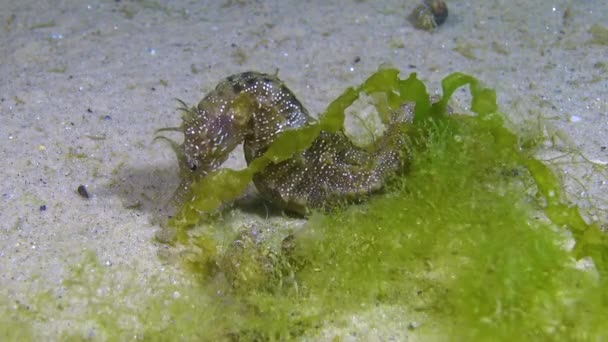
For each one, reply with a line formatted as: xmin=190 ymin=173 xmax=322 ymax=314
xmin=174 ymin=71 xmax=411 ymax=215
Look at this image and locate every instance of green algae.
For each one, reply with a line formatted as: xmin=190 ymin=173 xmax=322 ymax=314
xmin=0 ymin=296 xmax=34 ymax=341
xmin=156 ymin=68 xmax=608 ymax=339
xmin=2 ymin=69 xmax=608 ymax=340
xmin=589 ymin=24 xmax=608 ymax=46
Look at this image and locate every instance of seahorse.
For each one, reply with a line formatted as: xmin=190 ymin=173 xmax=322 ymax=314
xmin=164 ymin=71 xmax=411 ymax=215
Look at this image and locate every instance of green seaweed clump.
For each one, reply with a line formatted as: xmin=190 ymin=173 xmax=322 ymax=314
xmin=155 ymin=68 xmax=608 ymax=339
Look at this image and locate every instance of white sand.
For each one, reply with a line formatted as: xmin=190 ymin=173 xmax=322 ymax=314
xmin=1 ymin=0 xmax=606 ymax=339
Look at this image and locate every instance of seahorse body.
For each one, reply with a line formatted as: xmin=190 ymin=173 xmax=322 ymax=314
xmin=178 ymin=71 xmax=408 ymax=215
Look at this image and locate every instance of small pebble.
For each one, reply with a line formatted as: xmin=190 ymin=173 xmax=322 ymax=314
xmin=39 ymin=204 xmax=47 ymax=211
xmin=77 ymin=185 xmax=89 ymax=199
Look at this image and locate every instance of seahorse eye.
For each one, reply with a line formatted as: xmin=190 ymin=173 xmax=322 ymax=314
xmin=187 ymin=161 xmax=198 ymax=172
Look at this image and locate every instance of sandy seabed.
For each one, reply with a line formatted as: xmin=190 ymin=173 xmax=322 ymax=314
xmin=1 ymin=0 xmax=607 ymax=339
